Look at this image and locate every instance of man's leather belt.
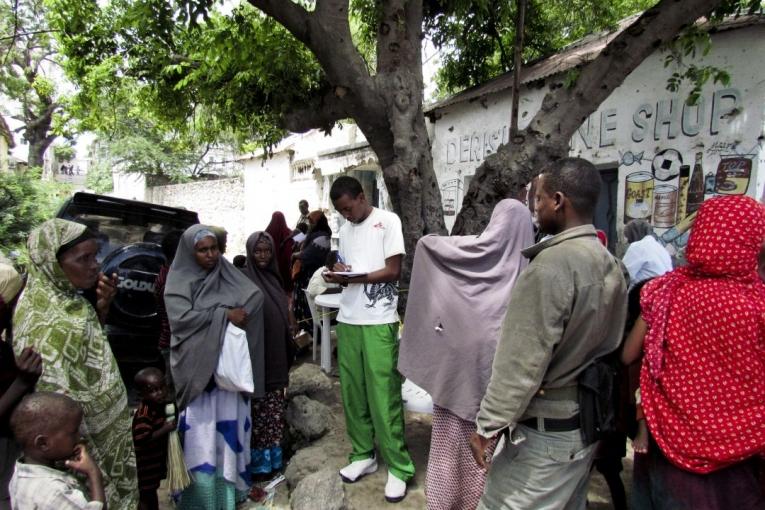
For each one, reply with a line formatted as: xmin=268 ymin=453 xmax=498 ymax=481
xmin=519 ymin=414 xmax=580 ymax=432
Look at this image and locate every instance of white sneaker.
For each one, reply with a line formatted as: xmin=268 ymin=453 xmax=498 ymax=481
xmin=339 ymin=456 xmax=377 ymax=483
xmin=384 ymin=470 xmax=407 ymax=503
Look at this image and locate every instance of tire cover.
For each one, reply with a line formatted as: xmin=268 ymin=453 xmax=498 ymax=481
xmin=101 ymin=242 xmax=166 ymax=324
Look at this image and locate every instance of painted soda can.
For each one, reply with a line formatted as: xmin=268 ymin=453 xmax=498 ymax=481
xmin=624 ymin=171 xmax=654 ymax=222
xmin=714 ymin=156 xmax=752 ymax=195
xmin=653 ymin=184 xmax=678 ymax=228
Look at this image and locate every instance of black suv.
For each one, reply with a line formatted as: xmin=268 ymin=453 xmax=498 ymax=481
xmin=57 ymin=192 xmax=199 ymax=365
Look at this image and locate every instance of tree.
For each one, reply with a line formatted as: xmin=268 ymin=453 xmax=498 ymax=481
xmin=48 ymin=0 xmax=745 ymax=280
xmin=0 ymin=167 xmax=71 ymax=263
xmin=0 ymin=0 xmax=68 ymax=167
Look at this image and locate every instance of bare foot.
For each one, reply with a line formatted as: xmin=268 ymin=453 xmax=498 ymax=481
xmin=633 ymin=420 xmax=649 ymax=454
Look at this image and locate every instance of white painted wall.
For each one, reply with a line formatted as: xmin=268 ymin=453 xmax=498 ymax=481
xmin=430 ymin=23 xmax=765 ymax=256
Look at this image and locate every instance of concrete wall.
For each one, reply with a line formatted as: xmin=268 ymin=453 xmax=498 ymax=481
xmin=430 ymin=23 xmax=765 ymax=257
xmin=146 ymin=177 xmax=248 ymax=257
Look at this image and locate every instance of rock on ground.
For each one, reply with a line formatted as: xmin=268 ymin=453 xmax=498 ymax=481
xmin=290 ymin=467 xmax=347 ymax=510
xmin=287 ymin=363 xmax=335 ymax=402
xmin=286 ymin=395 xmax=332 ymax=442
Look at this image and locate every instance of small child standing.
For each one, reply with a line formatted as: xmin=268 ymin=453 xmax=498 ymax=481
xmin=132 ymin=367 xmax=175 ymax=510
xmin=9 ymin=392 xmax=105 ymax=509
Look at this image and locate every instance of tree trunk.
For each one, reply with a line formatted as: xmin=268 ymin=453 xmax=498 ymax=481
xmin=453 ymin=0 xmax=724 ymax=235
xmin=251 ymin=0 xmax=446 ymax=297
xmin=371 ymin=0 xmax=446 ymax=291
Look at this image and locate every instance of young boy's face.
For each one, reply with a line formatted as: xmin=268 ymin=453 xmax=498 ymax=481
xmin=138 ymin=375 xmax=167 ymax=405
xmin=42 ymin=410 xmax=83 ymax=461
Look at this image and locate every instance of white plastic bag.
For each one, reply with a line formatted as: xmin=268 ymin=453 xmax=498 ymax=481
xmin=214 ymin=322 xmax=254 ymax=393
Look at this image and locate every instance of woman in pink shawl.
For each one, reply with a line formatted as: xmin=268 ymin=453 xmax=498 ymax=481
xmin=265 ymin=212 xmax=295 ymax=294
xmin=399 ymin=199 xmax=534 ymax=510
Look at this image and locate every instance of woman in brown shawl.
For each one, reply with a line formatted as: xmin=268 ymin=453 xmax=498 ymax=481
xmin=242 ymin=231 xmax=294 ymax=478
xmin=398 ymin=199 xmax=534 ymax=510
xmin=265 ymin=212 xmax=295 ymax=294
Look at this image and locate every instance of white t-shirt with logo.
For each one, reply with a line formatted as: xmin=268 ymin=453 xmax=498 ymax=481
xmin=337 ymin=207 xmax=405 ymax=325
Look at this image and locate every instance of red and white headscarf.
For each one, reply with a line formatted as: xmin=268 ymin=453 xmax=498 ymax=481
xmin=640 ymin=195 xmax=765 ymax=473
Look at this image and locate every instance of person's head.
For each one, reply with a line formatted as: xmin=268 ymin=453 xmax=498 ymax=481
xmin=330 ymin=176 xmax=371 ymax=224
xmin=192 ymin=229 xmax=220 ymax=272
xmin=308 ymin=210 xmax=331 ymax=234
xmin=246 ymin=231 xmax=277 ymax=272
xmin=10 ymin=392 xmax=83 ymax=464
xmin=0 ymin=260 xmax=23 ymax=306
xmin=685 ymin=195 xmax=765 ymax=279
xmin=232 ymin=255 xmax=247 ymax=268
xmin=134 ymin=367 xmax=167 ymax=406
xmin=325 ymin=250 xmax=339 ymax=270
xmin=299 ymin=200 xmax=309 ymax=216
xmin=534 ymin=158 xmax=601 ymax=235
xmin=624 ymin=219 xmax=653 ymax=244
xmin=161 ymin=230 xmax=184 ymax=265
xmin=210 ymin=226 xmax=228 ymax=255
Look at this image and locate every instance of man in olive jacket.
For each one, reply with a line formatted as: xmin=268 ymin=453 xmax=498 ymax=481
xmin=470 ymin=158 xmax=628 ymax=510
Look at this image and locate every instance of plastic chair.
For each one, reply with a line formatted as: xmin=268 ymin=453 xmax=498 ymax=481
xmin=303 ymin=289 xmax=320 ymax=361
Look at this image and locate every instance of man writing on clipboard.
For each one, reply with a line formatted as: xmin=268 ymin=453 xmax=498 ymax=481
xmin=323 ymin=176 xmax=415 ymax=504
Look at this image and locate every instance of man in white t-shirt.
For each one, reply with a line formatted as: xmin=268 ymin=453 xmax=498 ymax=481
xmin=323 ymin=176 xmax=414 ymax=503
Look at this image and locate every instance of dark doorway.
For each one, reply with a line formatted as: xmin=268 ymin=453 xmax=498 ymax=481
xmin=594 ymin=168 xmax=618 ymax=253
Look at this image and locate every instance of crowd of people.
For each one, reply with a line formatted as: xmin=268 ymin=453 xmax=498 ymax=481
xmin=0 ymin=158 xmax=763 ymax=510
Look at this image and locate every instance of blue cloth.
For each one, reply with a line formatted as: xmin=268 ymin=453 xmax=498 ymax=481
xmin=178 ymin=386 xmax=251 ymax=509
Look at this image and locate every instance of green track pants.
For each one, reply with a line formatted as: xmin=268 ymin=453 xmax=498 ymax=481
xmin=336 ymin=322 xmax=415 ymax=482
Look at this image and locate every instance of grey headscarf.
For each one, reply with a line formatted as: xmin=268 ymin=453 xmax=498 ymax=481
xmin=624 ymin=219 xmax=654 ymax=244
xmin=398 ymin=199 xmax=535 ymax=421
xmin=164 ymin=224 xmax=265 ymax=409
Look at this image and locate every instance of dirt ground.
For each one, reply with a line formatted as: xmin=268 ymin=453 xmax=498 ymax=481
xmin=159 ymin=352 xmax=633 ymax=509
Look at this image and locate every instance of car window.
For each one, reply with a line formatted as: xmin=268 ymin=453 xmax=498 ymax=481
xmin=70 ymin=214 xmax=176 ymax=261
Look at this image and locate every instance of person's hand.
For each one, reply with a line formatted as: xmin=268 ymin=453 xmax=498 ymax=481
xmin=15 ymin=347 xmax=42 ymax=388
xmin=95 ymin=272 xmax=118 ymax=320
xmin=158 ymin=420 xmax=176 ymax=436
xmin=66 ymin=444 xmax=100 ymax=477
xmin=227 ymin=307 xmax=249 ymax=328
xmin=469 ymin=431 xmax=493 ymax=470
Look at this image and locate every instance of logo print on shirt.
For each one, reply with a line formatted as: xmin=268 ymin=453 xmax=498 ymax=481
xmin=363 ymin=282 xmax=397 ymax=308
xmin=373 ymin=222 xmax=385 ymax=230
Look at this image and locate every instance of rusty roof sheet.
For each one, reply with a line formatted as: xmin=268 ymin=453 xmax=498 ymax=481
xmin=425 ymin=14 xmax=765 ymax=114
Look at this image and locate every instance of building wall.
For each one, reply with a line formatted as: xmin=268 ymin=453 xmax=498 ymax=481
xmin=146 ymin=177 xmax=248 ymax=257
xmin=430 ymin=24 xmax=765 ymax=257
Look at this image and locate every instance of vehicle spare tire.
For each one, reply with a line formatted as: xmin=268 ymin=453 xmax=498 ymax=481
xmin=101 ymin=242 xmax=167 ymax=329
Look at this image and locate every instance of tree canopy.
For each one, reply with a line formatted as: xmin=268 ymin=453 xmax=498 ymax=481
xmin=43 ymin=0 xmax=756 ymax=287
xmin=0 ymin=0 xmax=70 ymax=167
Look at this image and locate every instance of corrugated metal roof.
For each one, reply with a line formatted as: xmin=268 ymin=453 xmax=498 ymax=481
xmin=425 ymin=14 xmax=765 ymax=114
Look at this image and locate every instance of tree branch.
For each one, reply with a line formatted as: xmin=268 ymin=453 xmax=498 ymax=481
xmin=247 ymin=0 xmax=313 ymax=43
xmin=281 ymin=88 xmax=354 ymax=133
xmin=454 ymin=0 xmax=725 ymax=234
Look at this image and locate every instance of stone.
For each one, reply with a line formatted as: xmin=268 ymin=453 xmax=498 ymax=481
xmin=288 ymin=363 xmax=334 ymax=400
xmin=290 ymin=467 xmax=347 ymax=510
xmin=286 ymin=395 xmax=331 ymax=442
xmin=284 ymin=445 xmax=332 ymax=488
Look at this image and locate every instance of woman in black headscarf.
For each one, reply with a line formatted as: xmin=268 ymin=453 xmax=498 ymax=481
xmin=292 ymin=211 xmax=332 ymax=332
xmin=242 ymin=231 xmax=294 ymax=479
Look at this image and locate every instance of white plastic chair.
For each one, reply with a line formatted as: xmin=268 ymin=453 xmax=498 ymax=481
xmin=303 ymin=289 xmax=320 ymax=361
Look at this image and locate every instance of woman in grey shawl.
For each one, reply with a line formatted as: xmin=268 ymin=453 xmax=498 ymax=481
xmin=164 ymin=225 xmax=264 ymax=508
xmin=398 ymin=199 xmax=534 ymax=510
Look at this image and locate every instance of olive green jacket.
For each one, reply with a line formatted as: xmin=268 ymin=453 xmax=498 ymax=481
xmin=476 ymin=225 xmax=628 ymax=437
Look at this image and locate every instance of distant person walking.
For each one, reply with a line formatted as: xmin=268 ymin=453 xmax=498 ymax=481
xmin=296 ymin=200 xmax=310 ymax=231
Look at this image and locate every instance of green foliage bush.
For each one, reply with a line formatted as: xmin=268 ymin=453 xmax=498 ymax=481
xmin=0 ymin=169 xmax=72 ymax=266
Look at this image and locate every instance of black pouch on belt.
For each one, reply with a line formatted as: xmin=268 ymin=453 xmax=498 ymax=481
xmin=578 ymin=358 xmax=618 ymax=445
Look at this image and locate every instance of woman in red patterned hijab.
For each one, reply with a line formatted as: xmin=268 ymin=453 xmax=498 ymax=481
xmin=633 ymin=195 xmax=765 ymax=509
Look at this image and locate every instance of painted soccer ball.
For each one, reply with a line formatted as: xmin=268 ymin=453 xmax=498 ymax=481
xmin=652 ymin=149 xmax=683 ymax=181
